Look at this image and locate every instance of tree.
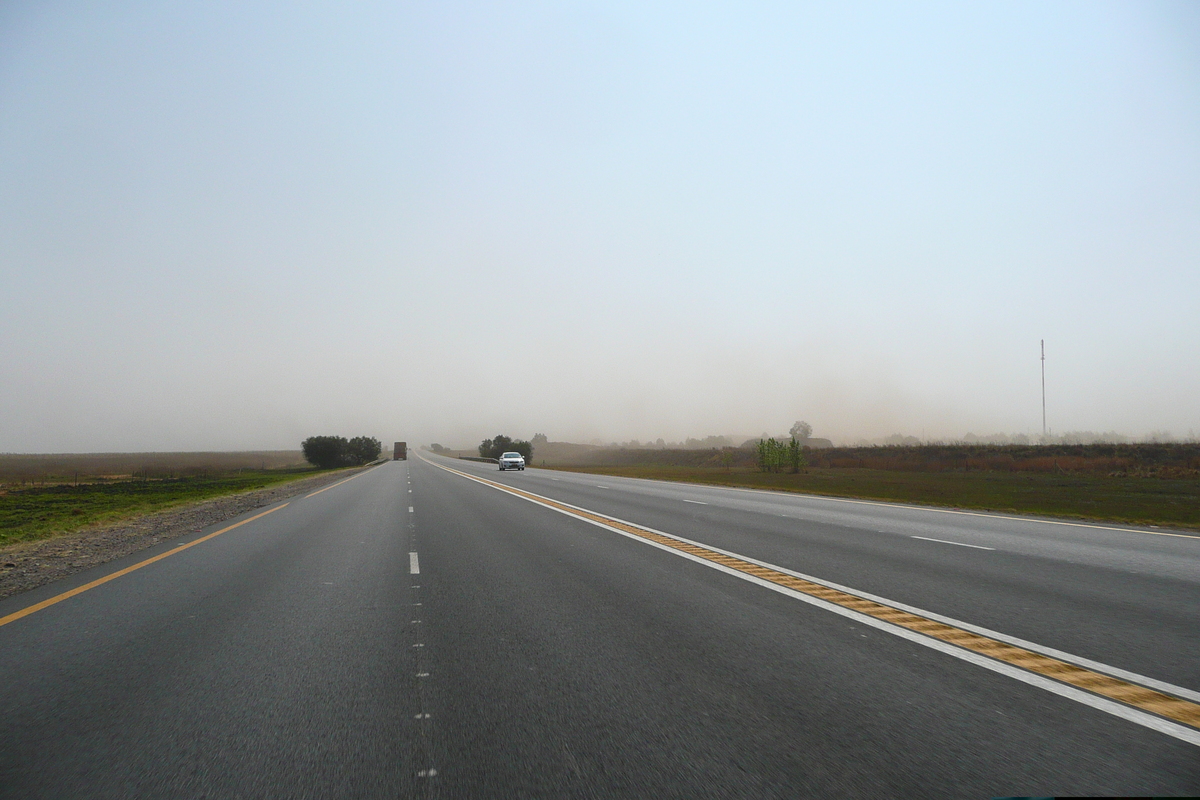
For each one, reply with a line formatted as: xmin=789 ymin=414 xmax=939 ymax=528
xmin=345 ymin=436 xmax=382 ymax=465
xmin=532 ymin=433 xmax=548 ymax=444
xmin=480 ymin=434 xmax=533 ymax=461
xmin=302 ymin=436 xmax=348 ymax=469
xmin=479 ymin=434 xmax=513 ymax=459
xmin=790 ymin=421 xmax=813 ymax=441
xmin=787 ymin=436 xmax=806 ymax=473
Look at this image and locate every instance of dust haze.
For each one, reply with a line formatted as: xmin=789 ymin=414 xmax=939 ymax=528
xmin=2 ymin=2 xmax=1197 ymax=454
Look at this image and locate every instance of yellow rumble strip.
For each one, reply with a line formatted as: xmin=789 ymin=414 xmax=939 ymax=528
xmin=437 ymin=463 xmax=1200 ymax=732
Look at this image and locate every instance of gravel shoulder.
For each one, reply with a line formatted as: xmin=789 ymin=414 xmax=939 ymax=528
xmin=0 ymin=466 xmax=375 ymax=601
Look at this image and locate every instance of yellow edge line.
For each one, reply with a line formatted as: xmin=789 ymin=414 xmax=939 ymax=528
xmin=434 ymin=460 xmax=1200 ymax=731
xmin=0 ymin=503 xmax=289 ymax=629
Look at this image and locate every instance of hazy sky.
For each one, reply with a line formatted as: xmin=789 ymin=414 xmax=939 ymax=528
xmin=2 ymin=1 xmax=1198 ymax=452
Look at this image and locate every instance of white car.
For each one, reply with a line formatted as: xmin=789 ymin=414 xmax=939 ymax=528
xmin=498 ymin=452 xmax=526 ymax=471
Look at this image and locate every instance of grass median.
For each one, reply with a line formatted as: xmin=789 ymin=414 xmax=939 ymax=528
xmin=547 ymin=464 xmax=1200 ymax=531
xmin=0 ymin=467 xmax=343 ymax=548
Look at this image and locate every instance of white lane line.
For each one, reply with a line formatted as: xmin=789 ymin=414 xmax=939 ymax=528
xmin=409 ymin=506 xmax=414 ymax=513
xmin=681 ymin=499 xmax=708 ymax=505
xmin=596 ymin=485 xmax=609 ymax=489
xmin=409 ymin=552 xmax=420 ymax=574
xmin=911 ymin=535 xmax=995 ymax=551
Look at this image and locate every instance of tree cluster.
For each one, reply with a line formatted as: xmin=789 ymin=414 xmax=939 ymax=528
xmin=301 ymin=436 xmax=382 ymax=469
xmin=478 ymin=434 xmax=533 ymax=461
xmin=756 ymin=436 xmax=806 ymax=474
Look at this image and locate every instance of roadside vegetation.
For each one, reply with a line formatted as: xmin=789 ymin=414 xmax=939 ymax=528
xmin=478 ymin=434 xmax=534 ymax=461
xmin=301 ymin=435 xmax=382 ymax=468
xmin=0 ymin=452 xmax=355 ymax=549
xmin=546 ymin=442 xmax=1200 ymax=530
xmin=0 ymin=466 xmax=344 ymax=548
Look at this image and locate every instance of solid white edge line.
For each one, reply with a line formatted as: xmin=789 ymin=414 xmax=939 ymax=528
xmin=425 ymin=457 xmax=1200 ymax=733
xmin=409 ymin=553 xmax=420 ymax=575
xmin=911 ymin=535 xmax=995 ymax=550
xmin=715 ymin=482 xmax=1200 ymax=540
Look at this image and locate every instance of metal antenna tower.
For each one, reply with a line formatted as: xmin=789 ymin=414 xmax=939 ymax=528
xmin=1041 ymin=339 xmax=1046 ymax=437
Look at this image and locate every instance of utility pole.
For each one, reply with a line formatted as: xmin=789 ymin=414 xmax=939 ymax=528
xmin=1041 ymin=339 xmax=1046 ymax=437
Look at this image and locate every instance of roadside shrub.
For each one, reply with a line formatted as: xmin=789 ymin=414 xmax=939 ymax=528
xmin=301 ymin=435 xmax=381 ymax=469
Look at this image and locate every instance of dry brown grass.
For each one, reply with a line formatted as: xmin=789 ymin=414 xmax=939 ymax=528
xmin=0 ymin=451 xmax=307 ymax=488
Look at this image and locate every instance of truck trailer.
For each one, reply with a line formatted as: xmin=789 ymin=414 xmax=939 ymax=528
xmin=393 ymin=442 xmax=407 ymax=460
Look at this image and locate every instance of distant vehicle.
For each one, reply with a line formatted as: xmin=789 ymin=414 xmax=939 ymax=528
xmin=498 ymin=452 xmax=525 ymax=471
xmin=393 ymin=442 xmax=407 ymax=460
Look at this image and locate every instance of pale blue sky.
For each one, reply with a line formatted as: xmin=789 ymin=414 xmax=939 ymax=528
xmin=2 ymin=1 xmax=1197 ymax=451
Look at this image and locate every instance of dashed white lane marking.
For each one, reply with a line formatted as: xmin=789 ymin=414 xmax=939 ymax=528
xmin=409 ymin=552 xmax=420 ymax=574
xmin=412 ymin=643 xmax=424 ymax=648
xmin=417 ymin=672 xmax=430 ymax=677
xmin=596 ymin=485 xmax=609 ymax=489
xmin=682 ymin=499 xmax=708 ymax=505
xmin=414 ymin=713 xmax=431 ymax=719
xmin=912 ymin=535 xmax=996 ymax=551
xmin=409 ymin=506 xmax=414 ymax=513
xmin=418 ymin=769 xmax=437 ymax=778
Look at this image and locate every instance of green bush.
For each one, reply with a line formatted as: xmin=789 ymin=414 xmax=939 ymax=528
xmin=302 ymin=435 xmax=381 ymax=468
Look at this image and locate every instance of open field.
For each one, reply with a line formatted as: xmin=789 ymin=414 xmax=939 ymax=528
xmin=0 ymin=461 xmax=337 ymax=548
xmin=544 ymin=443 xmax=1200 ymax=530
xmin=0 ymin=450 xmax=307 ymax=487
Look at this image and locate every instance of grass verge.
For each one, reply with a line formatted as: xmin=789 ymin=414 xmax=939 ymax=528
xmin=548 ymin=465 xmax=1200 ymax=531
xmin=0 ymin=467 xmax=343 ymax=548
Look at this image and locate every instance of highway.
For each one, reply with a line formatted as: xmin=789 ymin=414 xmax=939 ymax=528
xmin=0 ymin=453 xmax=1197 ymax=797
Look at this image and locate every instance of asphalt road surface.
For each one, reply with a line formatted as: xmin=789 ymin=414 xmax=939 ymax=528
xmin=1 ymin=453 xmax=1197 ymax=798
